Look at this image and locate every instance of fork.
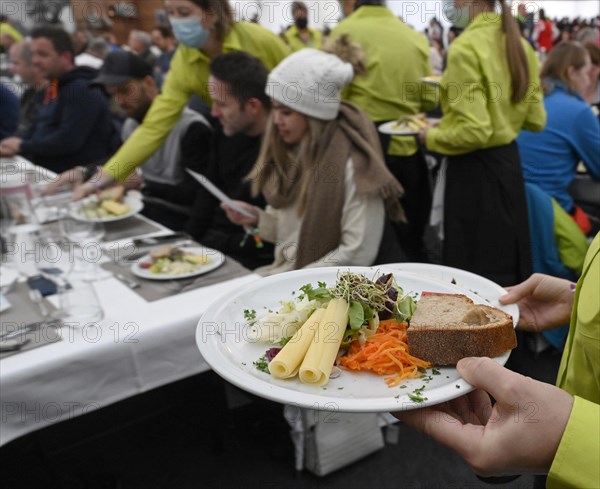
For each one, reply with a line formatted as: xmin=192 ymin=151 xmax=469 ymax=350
xmin=28 ymin=289 xmax=49 ymax=317
xmin=115 ymin=274 xmax=141 ymax=289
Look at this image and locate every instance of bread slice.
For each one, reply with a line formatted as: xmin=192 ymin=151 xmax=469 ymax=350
xmin=407 ymin=293 xmax=516 ymax=366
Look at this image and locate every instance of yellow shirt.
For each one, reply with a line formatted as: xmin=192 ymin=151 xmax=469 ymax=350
xmin=548 ymin=233 xmax=600 ymax=489
xmin=104 ymin=22 xmax=290 ymax=182
xmin=426 ymin=12 xmax=546 ymax=155
xmin=329 ymin=6 xmax=438 ymax=156
xmin=282 ymin=25 xmax=323 ymax=51
xmin=0 ymin=22 xmax=23 ymax=45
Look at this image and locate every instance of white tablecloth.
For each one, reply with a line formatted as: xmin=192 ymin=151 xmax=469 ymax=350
xmin=0 ymin=271 xmax=260 ymax=446
xmin=1 ymin=155 xmax=262 ymax=446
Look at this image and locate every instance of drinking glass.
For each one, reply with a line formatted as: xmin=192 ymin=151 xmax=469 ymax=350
xmin=34 ymin=240 xmax=74 ymax=320
xmin=59 ymin=281 xmax=104 ymax=325
xmin=59 ymin=214 xmax=111 ymax=281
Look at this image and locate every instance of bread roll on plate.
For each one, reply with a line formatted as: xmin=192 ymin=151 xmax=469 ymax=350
xmin=407 ymin=293 xmax=516 ymax=366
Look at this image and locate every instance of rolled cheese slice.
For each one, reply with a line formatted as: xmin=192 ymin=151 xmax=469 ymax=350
xmin=268 ymin=308 xmax=326 ymax=379
xmin=299 ymin=298 xmax=349 ymax=386
xmin=101 ymin=199 xmax=129 ymax=216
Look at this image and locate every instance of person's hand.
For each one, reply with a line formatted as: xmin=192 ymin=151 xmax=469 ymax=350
xmin=42 ymin=167 xmax=84 ymax=196
xmin=221 ymin=201 xmax=259 ymax=227
xmin=499 ymin=273 xmax=574 ymax=332
xmin=393 ymin=357 xmax=573 ymax=477
xmin=0 ymin=137 xmax=22 ymax=156
xmin=72 ymin=181 xmax=98 ymax=201
xmin=71 ymin=168 xmax=117 ymax=201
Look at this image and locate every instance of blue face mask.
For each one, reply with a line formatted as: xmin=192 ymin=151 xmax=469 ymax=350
xmin=169 ymin=16 xmax=210 ymax=49
xmin=443 ymin=0 xmax=471 ymax=29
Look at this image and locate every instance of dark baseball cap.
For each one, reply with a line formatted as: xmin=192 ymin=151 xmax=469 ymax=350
xmin=93 ymin=51 xmax=153 ymax=86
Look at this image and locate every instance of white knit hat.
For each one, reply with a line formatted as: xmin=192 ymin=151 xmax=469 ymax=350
xmin=266 ymin=48 xmax=354 ymax=121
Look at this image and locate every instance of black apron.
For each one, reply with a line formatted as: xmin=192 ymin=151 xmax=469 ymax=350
xmin=444 ymin=142 xmax=532 ymax=287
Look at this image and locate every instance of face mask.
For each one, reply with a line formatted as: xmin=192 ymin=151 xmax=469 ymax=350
xmin=169 ymin=16 xmax=210 ymax=49
xmin=443 ymin=0 xmax=470 ymax=29
xmin=295 ymin=17 xmax=308 ymax=29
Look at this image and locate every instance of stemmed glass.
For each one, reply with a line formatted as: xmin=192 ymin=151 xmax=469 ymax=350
xmin=59 ymin=212 xmax=111 ymax=282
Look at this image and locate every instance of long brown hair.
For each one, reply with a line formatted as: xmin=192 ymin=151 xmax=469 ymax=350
xmin=250 ymin=36 xmax=366 ymax=216
xmin=541 ymin=41 xmax=590 ymax=95
xmin=190 ymin=0 xmax=234 ymax=42
xmin=250 ymin=116 xmax=337 ymax=216
xmin=492 ymin=0 xmax=530 ymax=103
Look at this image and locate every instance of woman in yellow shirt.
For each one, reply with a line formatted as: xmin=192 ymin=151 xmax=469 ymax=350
xmin=75 ymin=0 xmax=289 ymax=198
xmin=421 ymin=0 xmax=546 ymax=286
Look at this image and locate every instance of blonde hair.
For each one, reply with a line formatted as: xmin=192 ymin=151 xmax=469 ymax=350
xmin=322 ymin=34 xmax=367 ymax=77
xmin=251 ymin=116 xmax=337 ymax=216
xmin=495 ymin=0 xmax=530 ymax=103
xmin=541 ymin=41 xmax=590 ymax=95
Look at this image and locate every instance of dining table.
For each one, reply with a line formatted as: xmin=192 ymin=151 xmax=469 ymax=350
xmin=0 ymin=157 xmax=261 ymax=447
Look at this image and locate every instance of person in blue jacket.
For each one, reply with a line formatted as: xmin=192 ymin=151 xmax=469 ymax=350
xmin=0 ymin=26 xmax=114 ymax=173
xmin=517 ymin=41 xmax=600 ymax=234
xmin=0 ymin=83 xmax=19 ymax=139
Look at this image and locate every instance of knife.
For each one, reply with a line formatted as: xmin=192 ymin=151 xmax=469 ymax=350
xmin=0 ymin=338 xmax=31 ymax=352
xmin=131 ymin=232 xmax=192 ymax=248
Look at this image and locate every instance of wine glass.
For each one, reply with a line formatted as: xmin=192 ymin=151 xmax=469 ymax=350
xmin=59 ymin=214 xmax=111 ymax=282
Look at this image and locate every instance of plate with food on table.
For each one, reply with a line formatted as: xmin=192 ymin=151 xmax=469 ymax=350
xmin=72 ymin=186 xmax=143 ymax=222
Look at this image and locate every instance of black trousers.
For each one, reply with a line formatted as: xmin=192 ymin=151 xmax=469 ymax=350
xmin=377 ymin=129 xmax=432 ymax=262
xmin=444 ymin=142 xmax=532 ymax=287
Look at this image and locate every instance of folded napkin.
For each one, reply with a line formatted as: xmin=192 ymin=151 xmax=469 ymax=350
xmin=0 ymin=283 xmax=62 ymax=359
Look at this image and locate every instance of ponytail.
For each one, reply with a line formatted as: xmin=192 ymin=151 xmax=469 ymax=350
xmin=499 ymin=0 xmax=529 ymax=103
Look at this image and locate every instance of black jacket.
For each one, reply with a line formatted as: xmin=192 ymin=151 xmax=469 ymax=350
xmin=20 ymin=66 xmax=114 ymax=173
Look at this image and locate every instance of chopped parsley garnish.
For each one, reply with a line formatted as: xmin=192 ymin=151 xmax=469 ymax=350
xmin=432 ymin=368 xmax=441 ymax=375
xmin=455 ymin=384 xmax=461 ymax=389
xmin=400 ymin=385 xmax=407 ymax=389
xmin=408 ymin=393 xmax=427 ymax=403
xmin=276 ymin=336 xmax=292 ymax=347
xmin=244 ymin=309 xmax=257 ymax=325
xmin=253 ymin=355 xmax=269 ymax=373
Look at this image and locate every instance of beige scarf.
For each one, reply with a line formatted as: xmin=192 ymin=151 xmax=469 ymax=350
xmin=260 ymin=102 xmax=406 ymax=269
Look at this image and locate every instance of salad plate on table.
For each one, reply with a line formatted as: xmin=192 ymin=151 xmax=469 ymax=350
xmin=131 ymin=245 xmax=225 ymax=280
xmin=196 ymin=266 xmax=518 ymax=413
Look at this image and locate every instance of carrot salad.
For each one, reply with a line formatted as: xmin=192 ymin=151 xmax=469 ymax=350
xmin=339 ymin=319 xmax=431 ymax=387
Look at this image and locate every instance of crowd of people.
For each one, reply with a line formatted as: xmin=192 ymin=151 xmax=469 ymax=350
xmin=0 ymin=0 xmax=598 ymax=487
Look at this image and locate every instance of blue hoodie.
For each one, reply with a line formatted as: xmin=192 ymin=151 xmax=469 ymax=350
xmin=517 ymin=80 xmax=600 ymax=212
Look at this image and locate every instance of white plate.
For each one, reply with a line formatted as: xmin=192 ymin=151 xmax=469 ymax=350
xmin=131 ymin=246 xmax=225 ymax=280
xmin=420 ymin=76 xmax=442 ymax=85
xmin=195 ymin=266 xmax=517 ymax=413
xmin=378 ymin=118 xmax=440 ymax=136
xmin=379 ymin=262 xmax=519 ymax=324
xmin=378 ymin=121 xmax=419 ymax=136
xmin=70 ymin=195 xmax=144 ymax=223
